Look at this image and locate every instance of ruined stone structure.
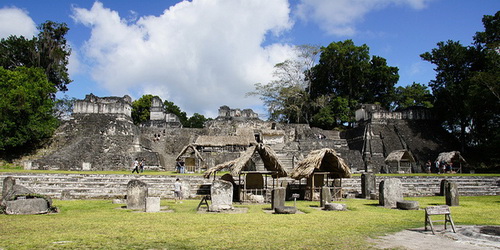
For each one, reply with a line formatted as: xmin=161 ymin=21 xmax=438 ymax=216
xmin=73 ymin=93 xmax=132 ymax=117
xmin=346 ymin=104 xmax=457 ymax=173
xmin=143 ymin=96 xmax=182 ymax=128
xmin=217 ymin=105 xmax=259 ymax=120
xmin=25 ymin=95 xmax=456 ymax=174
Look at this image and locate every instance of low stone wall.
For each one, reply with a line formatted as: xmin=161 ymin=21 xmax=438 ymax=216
xmin=0 ymin=173 xmax=498 ymax=200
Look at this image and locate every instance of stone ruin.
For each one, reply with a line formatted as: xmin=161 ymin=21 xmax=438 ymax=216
xmin=1 ymin=176 xmax=57 ymax=215
xmin=22 ymin=94 xmax=459 ymax=174
xmin=209 ymin=180 xmax=233 ymax=212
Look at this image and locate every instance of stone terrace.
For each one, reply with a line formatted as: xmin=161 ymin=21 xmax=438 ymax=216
xmin=1 ymin=173 xmax=498 ymax=200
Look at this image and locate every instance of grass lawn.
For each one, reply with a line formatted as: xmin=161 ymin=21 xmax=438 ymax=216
xmin=1 ymin=196 xmax=499 ymax=249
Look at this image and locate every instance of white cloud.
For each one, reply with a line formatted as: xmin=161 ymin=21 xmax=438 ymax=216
xmin=71 ymin=0 xmax=295 ymax=117
xmin=295 ymin=0 xmax=432 ymax=36
xmin=0 ymin=7 xmax=37 ymax=39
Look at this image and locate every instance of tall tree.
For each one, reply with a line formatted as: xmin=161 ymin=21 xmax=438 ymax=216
xmin=309 ymin=40 xmax=399 ymax=125
xmin=392 ymin=82 xmax=433 ymax=110
xmin=186 ymin=113 xmax=208 ymax=128
xmin=0 ymin=67 xmax=58 ymax=154
xmin=0 ymin=21 xmax=71 ymax=93
xmin=131 ymin=94 xmax=155 ymax=125
xmin=248 ymin=45 xmax=320 ymax=123
xmin=421 ymin=40 xmax=478 ymax=151
xmin=164 ymin=100 xmax=188 ymax=126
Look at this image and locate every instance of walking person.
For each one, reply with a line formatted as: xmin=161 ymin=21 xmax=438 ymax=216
xmin=131 ymin=158 xmax=140 ymax=174
xmin=139 ymin=158 xmax=145 ymax=173
xmin=174 ymin=178 xmax=183 ymax=203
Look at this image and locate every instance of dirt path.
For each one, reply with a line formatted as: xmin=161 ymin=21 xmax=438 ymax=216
xmin=369 ymin=226 xmax=500 ymax=250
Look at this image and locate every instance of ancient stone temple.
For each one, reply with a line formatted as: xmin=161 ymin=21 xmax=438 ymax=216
xmin=73 ymin=93 xmax=132 ymax=117
xmin=142 ymin=96 xmax=182 ymax=128
xmin=346 ymin=104 xmax=458 ymax=173
xmin=23 ymin=95 xmax=456 ymax=174
xmin=27 ymin=94 xmax=161 ymax=171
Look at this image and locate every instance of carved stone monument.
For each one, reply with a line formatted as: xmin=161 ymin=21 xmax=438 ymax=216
xmin=320 ymin=186 xmax=332 ymax=207
xmin=379 ymin=178 xmax=403 ymax=208
xmin=445 ymin=181 xmax=459 ymax=206
xmin=209 ymin=180 xmax=233 ymax=212
xmin=127 ymin=180 xmax=148 ymax=210
xmin=1 ymin=177 xmax=55 ymax=215
xmin=361 ymin=172 xmax=376 ymax=199
xmin=271 ymin=187 xmax=286 ymax=210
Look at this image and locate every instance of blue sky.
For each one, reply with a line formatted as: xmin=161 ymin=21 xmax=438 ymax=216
xmin=0 ymin=0 xmax=498 ymax=118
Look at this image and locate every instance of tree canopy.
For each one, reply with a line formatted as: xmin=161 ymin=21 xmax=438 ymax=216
xmin=0 ymin=21 xmax=71 ymax=157
xmin=421 ymin=11 xmax=500 ymax=164
xmin=0 ymin=21 xmax=71 ymax=93
xmin=0 ymin=67 xmax=59 ymax=154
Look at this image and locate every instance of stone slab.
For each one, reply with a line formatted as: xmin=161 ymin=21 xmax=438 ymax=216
xmin=5 ymin=198 xmax=49 ymax=215
xmin=145 ymin=197 xmax=161 ymax=212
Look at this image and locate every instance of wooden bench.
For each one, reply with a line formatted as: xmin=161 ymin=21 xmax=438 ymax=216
xmin=424 ymin=205 xmax=456 ymax=234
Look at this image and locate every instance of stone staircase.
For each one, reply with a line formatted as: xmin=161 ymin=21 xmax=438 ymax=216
xmin=0 ymin=173 xmax=212 ymax=200
xmin=1 ymin=173 xmax=498 ymax=200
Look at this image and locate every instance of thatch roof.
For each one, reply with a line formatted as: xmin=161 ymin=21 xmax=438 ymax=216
xmin=194 ymin=135 xmax=255 ymax=147
xmin=436 ymin=151 xmax=467 ymax=163
xmin=384 ymin=149 xmax=415 ymax=163
xmin=203 ymin=143 xmax=288 ymax=178
xmin=176 ymin=144 xmax=204 ymax=161
xmin=290 ymin=148 xmax=351 ymax=179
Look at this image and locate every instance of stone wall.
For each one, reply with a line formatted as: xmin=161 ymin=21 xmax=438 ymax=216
xmin=1 ymin=173 xmax=497 ymax=200
xmin=73 ymin=94 xmax=132 ymax=117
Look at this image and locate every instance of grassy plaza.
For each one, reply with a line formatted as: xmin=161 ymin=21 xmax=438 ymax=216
xmin=1 ymin=195 xmax=498 ymax=249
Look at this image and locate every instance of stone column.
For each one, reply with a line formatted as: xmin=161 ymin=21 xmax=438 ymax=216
xmin=320 ymin=186 xmax=332 ymax=207
xmin=271 ymin=187 xmax=286 ymax=210
xmin=361 ymin=172 xmax=376 ymax=199
xmin=127 ymin=180 xmax=148 ymax=210
xmin=2 ymin=176 xmax=15 ymax=199
xmin=439 ymin=179 xmax=449 ymax=196
xmin=210 ymin=180 xmax=233 ymax=212
xmin=445 ymin=181 xmax=459 ymax=206
xmin=379 ymin=178 xmax=403 ymax=208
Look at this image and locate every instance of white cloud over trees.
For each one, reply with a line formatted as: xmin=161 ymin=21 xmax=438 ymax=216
xmin=0 ymin=7 xmax=37 ymax=39
xmin=71 ymin=0 xmax=295 ymax=117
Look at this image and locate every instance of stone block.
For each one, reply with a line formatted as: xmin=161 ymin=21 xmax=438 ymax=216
xmin=445 ymin=181 xmax=459 ymax=206
xmin=5 ymin=198 xmax=49 ymax=215
xmin=274 ymin=206 xmax=297 ymax=214
xmin=396 ymin=200 xmax=419 ymax=210
xmin=127 ymin=180 xmax=148 ymax=210
xmin=361 ymin=172 xmax=376 ymax=199
xmin=320 ymin=186 xmax=332 ymax=207
xmin=145 ymin=197 xmax=161 ymax=212
xmin=439 ymin=179 xmax=449 ymax=196
xmin=271 ymin=187 xmax=286 ymax=210
xmin=209 ymin=180 xmax=233 ymax=212
xmin=323 ymin=203 xmax=347 ymax=211
xmin=60 ymin=190 xmax=72 ymax=200
xmin=379 ymin=178 xmax=403 ymax=208
xmin=2 ymin=176 xmax=15 ymax=199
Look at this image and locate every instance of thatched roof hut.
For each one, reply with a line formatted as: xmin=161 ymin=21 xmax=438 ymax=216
xmin=384 ymin=149 xmax=415 ymax=164
xmin=436 ymin=151 xmax=466 ymax=164
xmin=384 ymin=149 xmax=415 ymax=173
xmin=290 ymin=148 xmax=351 ymax=179
xmin=176 ymin=144 xmax=204 ymax=161
xmin=204 ymin=143 xmax=288 ymax=178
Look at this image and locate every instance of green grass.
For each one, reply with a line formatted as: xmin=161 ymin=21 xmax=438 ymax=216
xmin=1 ymin=196 xmax=499 ymax=249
